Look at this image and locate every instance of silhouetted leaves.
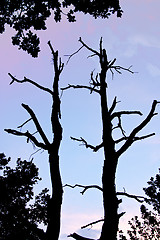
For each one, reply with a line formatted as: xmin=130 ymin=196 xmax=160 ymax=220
xmin=0 ymin=0 xmax=122 ymax=56
xmin=143 ymin=168 xmax=160 ymax=214
xmin=0 ymin=153 xmax=49 ymax=240
xmin=119 ymin=169 xmax=160 ymax=239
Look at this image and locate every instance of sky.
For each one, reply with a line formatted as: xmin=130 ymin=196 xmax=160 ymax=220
xmin=1 ymin=0 xmax=160 ymax=239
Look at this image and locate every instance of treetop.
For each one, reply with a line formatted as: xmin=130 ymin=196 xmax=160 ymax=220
xmin=0 ymin=0 xmax=122 ymax=57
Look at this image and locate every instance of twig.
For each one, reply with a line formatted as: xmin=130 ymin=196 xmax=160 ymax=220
xmin=17 ymin=118 xmax=32 ymax=129
xmin=109 ymin=97 xmax=119 ymax=114
xmin=81 ymin=219 xmax=104 ymax=229
xmin=29 ymin=148 xmax=44 ymax=160
xmin=64 ymin=45 xmax=84 ymax=64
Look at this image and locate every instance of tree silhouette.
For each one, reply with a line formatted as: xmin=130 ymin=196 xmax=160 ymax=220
xmin=0 ymin=153 xmax=49 ymax=240
xmin=62 ymin=38 xmax=160 ymax=240
xmin=0 ymin=0 xmax=122 ymax=57
xmin=5 ymin=41 xmax=64 ymax=240
xmin=119 ymin=169 xmax=160 ymax=239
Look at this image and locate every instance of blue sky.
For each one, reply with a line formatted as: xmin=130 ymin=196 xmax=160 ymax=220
xmin=1 ymin=0 xmax=160 ymax=238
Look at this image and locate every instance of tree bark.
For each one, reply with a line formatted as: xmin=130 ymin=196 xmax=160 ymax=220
xmin=100 ymin=157 xmax=119 ymax=240
xmin=6 ymin=43 xmax=64 ymax=240
xmin=46 ymin=45 xmax=63 ymax=240
xmin=61 ymin=39 xmax=159 ymax=240
xmin=99 ymin=48 xmax=119 ymax=240
xmin=46 ymin=152 xmax=63 ymax=240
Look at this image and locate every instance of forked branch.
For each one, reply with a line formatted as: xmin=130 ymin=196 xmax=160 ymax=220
xmin=71 ymin=137 xmax=103 ymax=152
xmin=117 ymin=100 xmax=160 ymax=157
xmin=4 ymin=128 xmax=48 ymax=150
xmin=48 ymin=41 xmax=64 ymax=74
xmin=63 ymin=184 xmax=102 ymax=195
xmin=8 ymin=73 xmax=53 ymax=95
xmin=115 ymin=133 xmax=155 ymax=144
xmin=116 ymin=191 xmax=147 ymax=203
xmin=111 ymin=110 xmax=143 ymax=120
xmin=79 ymin=37 xmax=100 ymax=57
xmin=64 ymin=45 xmax=84 ymax=64
xmin=21 ymin=103 xmax=50 ymax=146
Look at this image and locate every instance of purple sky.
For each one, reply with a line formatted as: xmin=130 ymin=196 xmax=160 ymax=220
xmin=1 ymin=0 xmax=160 ymax=238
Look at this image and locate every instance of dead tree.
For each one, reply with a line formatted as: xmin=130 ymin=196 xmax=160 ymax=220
xmin=5 ymin=41 xmax=64 ymax=240
xmin=62 ymin=38 xmax=159 ymax=240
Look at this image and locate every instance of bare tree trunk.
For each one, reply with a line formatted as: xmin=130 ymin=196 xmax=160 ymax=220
xmin=99 ymin=48 xmax=119 ymax=240
xmin=46 ymin=44 xmax=63 ymax=240
xmin=6 ymin=39 xmax=159 ymax=240
xmin=46 ymin=153 xmax=63 ymax=240
xmin=100 ymin=159 xmax=119 ymax=240
xmin=5 ymin=42 xmax=64 ymax=240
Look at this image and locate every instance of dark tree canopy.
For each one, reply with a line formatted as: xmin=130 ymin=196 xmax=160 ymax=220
xmin=143 ymin=168 xmax=160 ymax=214
xmin=0 ymin=0 xmax=122 ymax=57
xmin=119 ymin=169 xmax=160 ymax=240
xmin=0 ymin=153 xmax=49 ymax=240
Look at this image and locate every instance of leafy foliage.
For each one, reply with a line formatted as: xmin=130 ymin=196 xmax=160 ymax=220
xmin=0 ymin=153 xmax=50 ymax=240
xmin=0 ymin=0 xmax=122 ymax=56
xmin=143 ymin=168 xmax=160 ymax=214
xmin=119 ymin=169 xmax=160 ymax=240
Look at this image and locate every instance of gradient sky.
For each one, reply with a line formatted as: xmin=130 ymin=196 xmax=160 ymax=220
xmin=1 ymin=0 xmax=160 ymax=239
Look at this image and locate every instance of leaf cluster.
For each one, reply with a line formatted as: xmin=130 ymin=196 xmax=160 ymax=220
xmin=0 ymin=153 xmax=49 ymax=240
xmin=119 ymin=169 xmax=160 ymax=240
xmin=0 ymin=0 xmax=122 ymax=57
xmin=63 ymin=0 xmax=122 ymax=19
xmin=143 ymin=168 xmax=160 ymax=214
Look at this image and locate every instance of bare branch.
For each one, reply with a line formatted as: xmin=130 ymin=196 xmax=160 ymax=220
xmin=4 ymin=128 xmax=48 ymax=150
xmin=79 ymin=37 xmax=100 ymax=57
xmin=48 ymin=41 xmax=64 ymax=74
xmin=111 ymin=110 xmax=143 ymax=120
xmin=111 ymin=110 xmax=143 ymax=137
xmin=48 ymin=40 xmax=55 ymax=55
xmin=81 ymin=219 xmax=104 ymax=229
xmin=68 ymin=233 xmax=95 ymax=240
xmin=8 ymin=73 xmax=53 ymax=95
xmin=109 ymin=97 xmax=119 ymax=114
xmin=90 ymin=71 xmax=100 ymax=86
xmin=117 ymin=100 xmax=160 ymax=157
xmin=115 ymin=133 xmax=155 ymax=144
xmin=112 ymin=115 xmax=126 ymax=137
xmin=61 ymin=84 xmax=100 ymax=94
xmin=63 ymin=184 xmax=102 ymax=195
xmin=21 ymin=103 xmax=50 ymax=146
xmin=110 ymin=64 xmax=135 ymax=75
xmin=71 ymin=136 xmax=103 ymax=152
xmin=117 ymin=191 xmax=147 ymax=203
